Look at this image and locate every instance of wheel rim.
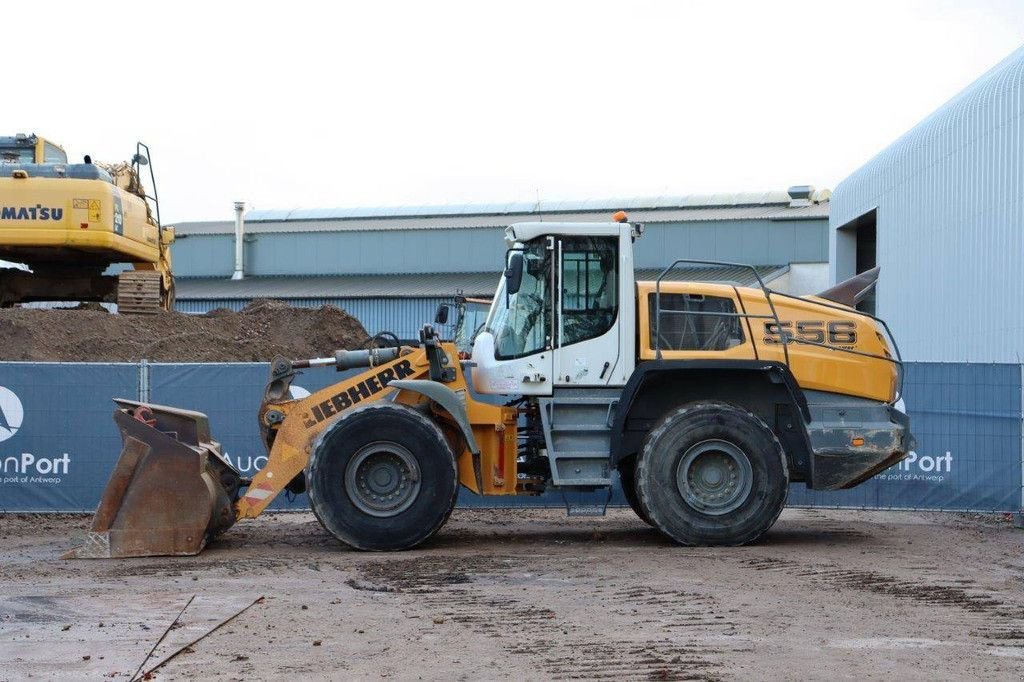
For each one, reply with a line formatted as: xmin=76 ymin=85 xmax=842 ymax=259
xmin=675 ymin=439 xmax=753 ymax=516
xmin=344 ymin=442 xmax=421 ymax=517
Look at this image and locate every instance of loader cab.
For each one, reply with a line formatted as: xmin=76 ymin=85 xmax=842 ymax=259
xmin=471 ymin=220 xmax=640 ymax=395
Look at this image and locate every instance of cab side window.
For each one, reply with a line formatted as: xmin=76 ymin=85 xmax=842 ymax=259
xmin=560 ymin=237 xmax=617 ymax=346
xmin=650 ymin=293 xmax=745 ymax=351
xmin=43 ymin=143 xmax=66 ymax=164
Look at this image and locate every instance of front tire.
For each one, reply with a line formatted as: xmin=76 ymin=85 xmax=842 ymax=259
xmin=307 ymin=402 xmax=458 ymax=551
xmin=636 ymin=402 xmax=788 ymax=546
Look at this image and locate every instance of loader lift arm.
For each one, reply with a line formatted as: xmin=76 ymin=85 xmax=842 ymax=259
xmin=239 ymin=343 xmax=443 ymax=519
xmin=241 ymin=325 xmax=500 ymax=520
xmin=68 ymin=326 xmax=519 ymax=558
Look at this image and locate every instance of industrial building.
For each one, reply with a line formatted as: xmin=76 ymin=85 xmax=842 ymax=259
xmin=830 ymin=44 xmax=1024 ymax=363
xmin=172 ymin=189 xmax=831 ymax=338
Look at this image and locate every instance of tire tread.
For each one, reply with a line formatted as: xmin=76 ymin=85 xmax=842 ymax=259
xmin=307 ymin=401 xmax=458 ymax=551
xmin=635 ymin=401 xmax=788 ymax=546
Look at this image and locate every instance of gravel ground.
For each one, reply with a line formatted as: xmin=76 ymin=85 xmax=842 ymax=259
xmin=0 ymin=507 xmax=1021 ymax=681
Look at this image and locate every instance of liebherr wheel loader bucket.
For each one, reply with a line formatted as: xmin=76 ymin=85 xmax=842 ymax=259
xmin=64 ymin=400 xmax=242 ymax=559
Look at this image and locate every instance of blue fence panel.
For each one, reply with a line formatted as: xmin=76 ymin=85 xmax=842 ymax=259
xmin=788 ymin=362 xmax=1022 ymax=512
xmin=0 ymin=363 xmax=138 ymax=512
xmin=0 ymin=361 xmax=1020 ymax=514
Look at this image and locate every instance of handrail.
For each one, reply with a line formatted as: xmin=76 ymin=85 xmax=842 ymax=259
xmin=654 ymin=259 xmax=790 ymax=367
xmin=135 ymin=141 xmax=161 ymax=230
xmin=651 ymin=259 xmax=904 ymax=400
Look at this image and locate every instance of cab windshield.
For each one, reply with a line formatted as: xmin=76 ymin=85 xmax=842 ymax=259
xmin=455 ymin=300 xmax=491 ymax=356
xmin=489 ymin=238 xmax=551 ymax=359
xmin=487 ymin=234 xmax=619 ymax=359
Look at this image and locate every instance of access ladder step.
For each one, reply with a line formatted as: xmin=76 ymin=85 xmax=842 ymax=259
xmin=561 ymin=487 xmax=613 ymax=517
xmin=565 ymin=504 xmax=608 ymax=517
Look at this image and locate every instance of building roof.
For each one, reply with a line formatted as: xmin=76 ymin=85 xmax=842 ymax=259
xmin=832 ymin=45 xmax=1024 ymax=228
xmin=243 ymin=191 xmax=830 ymax=221
xmin=173 ymin=190 xmax=829 ymax=236
xmin=177 ymin=265 xmax=788 ymax=300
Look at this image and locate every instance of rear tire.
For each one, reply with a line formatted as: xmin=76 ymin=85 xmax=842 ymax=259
xmin=307 ymin=402 xmax=458 ymax=551
xmin=636 ymin=402 xmax=788 ymax=546
xmin=617 ymin=458 xmax=652 ymax=525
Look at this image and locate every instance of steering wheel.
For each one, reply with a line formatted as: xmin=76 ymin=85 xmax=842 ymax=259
xmin=366 ymin=331 xmax=401 ymax=349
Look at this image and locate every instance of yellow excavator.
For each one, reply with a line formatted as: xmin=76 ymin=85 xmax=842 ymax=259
xmin=0 ymin=134 xmax=175 ymax=313
xmin=67 ymin=213 xmax=912 ymax=558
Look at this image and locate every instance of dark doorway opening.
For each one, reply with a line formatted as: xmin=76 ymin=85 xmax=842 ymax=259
xmin=836 ymin=209 xmax=877 ymax=315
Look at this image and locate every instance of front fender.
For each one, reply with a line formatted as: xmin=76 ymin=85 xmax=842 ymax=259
xmin=390 ymin=380 xmax=480 ymax=454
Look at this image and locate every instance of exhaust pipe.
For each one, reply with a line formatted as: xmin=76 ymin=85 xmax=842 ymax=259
xmin=232 ymin=201 xmax=245 ymax=281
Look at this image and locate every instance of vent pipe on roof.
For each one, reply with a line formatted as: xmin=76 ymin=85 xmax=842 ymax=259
xmin=787 ymin=185 xmax=815 ymax=207
xmin=232 ymin=201 xmax=245 ymax=280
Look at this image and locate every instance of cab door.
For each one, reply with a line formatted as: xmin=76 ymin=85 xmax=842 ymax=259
xmin=553 ymin=235 xmax=622 ymax=386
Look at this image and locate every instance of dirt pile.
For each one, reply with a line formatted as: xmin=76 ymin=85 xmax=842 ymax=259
xmin=0 ymin=300 xmax=371 ymax=362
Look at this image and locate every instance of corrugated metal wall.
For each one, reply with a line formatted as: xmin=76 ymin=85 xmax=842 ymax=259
xmin=176 ymin=297 xmax=451 ymax=340
xmin=830 ymin=46 xmax=1024 ymax=363
xmin=174 ymin=218 xmax=828 ymax=279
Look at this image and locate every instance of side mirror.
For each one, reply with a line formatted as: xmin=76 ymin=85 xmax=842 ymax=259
xmin=132 ymin=153 xmax=149 ymax=166
xmin=434 ymin=304 xmax=450 ymax=325
xmin=505 ymin=252 xmax=524 ymax=296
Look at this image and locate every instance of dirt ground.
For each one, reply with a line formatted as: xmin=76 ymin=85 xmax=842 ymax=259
xmin=0 ymin=508 xmax=1021 ymax=681
xmin=0 ymin=300 xmax=370 ymax=362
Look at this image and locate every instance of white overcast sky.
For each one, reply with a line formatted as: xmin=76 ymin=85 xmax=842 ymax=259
xmin=8 ymin=1 xmax=1024 ymax=223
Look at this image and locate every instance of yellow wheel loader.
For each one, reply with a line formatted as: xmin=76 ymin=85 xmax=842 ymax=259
xmin=435 ymin=294 xmax=493 ymax=358
xmin=0 ymin=134 xmax=175 ymax=313
xmin=67 ymin=214 xmax=913 ymax=558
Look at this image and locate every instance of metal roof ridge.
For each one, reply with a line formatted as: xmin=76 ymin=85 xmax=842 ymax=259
xmin=244 ymin=189 xmax=829 ymax=223
xmin=178 ymin=265 xmax=786 ymax=284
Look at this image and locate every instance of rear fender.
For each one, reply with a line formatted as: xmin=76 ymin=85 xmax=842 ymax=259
xmin=609 ymin=360 xmax=813 ymax=480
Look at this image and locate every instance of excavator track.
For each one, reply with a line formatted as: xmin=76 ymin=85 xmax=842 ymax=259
xmin=117 ymin=270 xmax=164 ymax=315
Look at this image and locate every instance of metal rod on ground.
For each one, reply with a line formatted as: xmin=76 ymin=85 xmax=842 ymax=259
xmin=129 ymin=594 xmax=195 ymax=682
xmin=136 ymin=596 xmax=265 ymax=679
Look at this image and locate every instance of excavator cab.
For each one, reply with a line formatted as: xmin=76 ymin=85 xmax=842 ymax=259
xmin=0 ymin=134 xmax=66 ymax=164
